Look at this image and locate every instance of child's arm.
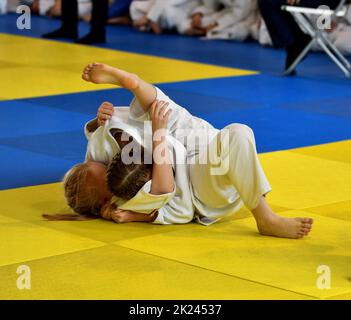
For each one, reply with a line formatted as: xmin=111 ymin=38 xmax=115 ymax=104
xmin=100 ymin=202 xmax=158 ymax=223
xmin=113 ymin=210 xmax=158 ymax=223
xmin=149 ymin=100 xmax=174 ymax=195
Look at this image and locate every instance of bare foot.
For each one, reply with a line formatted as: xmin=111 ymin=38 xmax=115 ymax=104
xmin=251 ymin=197 xmax=313 ymax=239
xmin=257 ymin=214 xmax=313 ymax=239
xmin=82 ymin=62 xmax=139 ymax=90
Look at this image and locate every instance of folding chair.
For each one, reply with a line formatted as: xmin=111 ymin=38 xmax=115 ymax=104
xmin=281 ymin=0 xmax=351 ymax=78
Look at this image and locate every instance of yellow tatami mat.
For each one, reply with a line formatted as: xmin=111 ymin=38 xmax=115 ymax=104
xmin=117 ymin=210 xmax=351 ymax=299
xmin=0 ymin=215 xmax=104 ymax=267
xmin=291 ymin=139 xmax=351 ymax=164
xmin=0 ymin=245 xmax=310 ymax=300
xmin=0 ymin=33 xmax=256 ymax=100
xmin=0 ymin=183 xmax=197 ymax=243
xmin=305 ymin=201 xmax=351 ymax=222
xmin=259 ymin=148 xmax=351 ymax=210
xmin=0 ymin=140 xmax=350 ymax=299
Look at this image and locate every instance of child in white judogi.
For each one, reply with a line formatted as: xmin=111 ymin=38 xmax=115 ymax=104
xmin=190 ymin=0 xmax=257 ymax=41
xmin=83 ymin=85 xmax=216 ymax=224
xmin=84 ymin=86 xmax=270 ymax=226
xmin=5 ymin=0 xmax=92 ymax=17
xmin=83 ymin=92 xmax=199 ymax=224
xmin=130 ymin=0 xmax=199 ymax=34
xmin=109 ymin=86 xmax=271 ymax=226
xmin=60 ymin=62 xmax=313 ymax=239
xmin=309 ymin=4 xmax=351 ymax=55
xmin=250 ymin=9 xmax=272 ymax=46
xmin=330 ymin=4 xmax=351 ymax=55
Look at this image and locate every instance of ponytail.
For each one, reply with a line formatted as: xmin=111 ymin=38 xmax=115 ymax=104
xmin=42 ymin=213 xmax=98 ymax=221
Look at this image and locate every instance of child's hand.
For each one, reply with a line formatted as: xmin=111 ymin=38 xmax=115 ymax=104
xmin=100 ymin=203 xmax=132 ymax=223
xmin=100 ymin=201 xmax=116 ymax=221
xmin=150 ymin=21 xmax=162 ymax=34
xmin=192 ymin=13 xmax=202 ymax=28
xmin=97 ymin=101 xmax=114 ymax=126
xmin=110 ymin=209 xmax=135 ymax=224
xmin=133 ymin=15 xmax=149 ymax=29
xmin=149 ymin=100 xmax=172 ymax=134
xmin=100 ymin=201 xmax=157 ymax=224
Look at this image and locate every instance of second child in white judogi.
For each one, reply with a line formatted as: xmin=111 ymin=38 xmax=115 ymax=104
xmin=130 ymin=0 xmax=200 ymax=34
xmin=309 ymin=4 xmax=351 ymax=55
xmin=329 ymin=4 xmax=351 ymax=55
xmin=191 ymin=0 xmax=257 ymax=41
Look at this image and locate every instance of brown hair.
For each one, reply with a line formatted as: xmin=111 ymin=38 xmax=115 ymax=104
xmin=43 ymin=163 xmax=101 ymax=221
xmin=107 ymin=152 xmax=152 ymax=201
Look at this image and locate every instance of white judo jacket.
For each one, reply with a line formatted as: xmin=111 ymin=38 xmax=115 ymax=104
xmin=84 ymin=87 xmax=217 ymax=225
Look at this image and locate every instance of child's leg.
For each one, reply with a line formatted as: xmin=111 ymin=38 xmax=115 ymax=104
xmin=82 ymin=63 xmax=157 ymax=111
xmin=191 ymin=123 xmax=313 ymax=239
xmin=223 ymin=124 xmax=313 ymax=238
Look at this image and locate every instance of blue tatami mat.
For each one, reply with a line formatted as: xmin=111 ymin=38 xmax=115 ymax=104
xmin=1 ymin=75 xmax=351 ymax=189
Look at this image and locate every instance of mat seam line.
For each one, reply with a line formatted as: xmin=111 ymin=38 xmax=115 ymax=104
xmin=113 ymin=243 xmax=320 ymax=300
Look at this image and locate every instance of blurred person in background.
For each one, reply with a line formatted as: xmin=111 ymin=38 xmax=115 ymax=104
xmin=259 ymin=0 xmax=343 ymax=73
xmin=188 ymin=0 xmax=257 ymax=40
xmin=130 ymin=0 xmax=199 ymax=35
xmin=108 ymin=0 xmax=132 ymax=25
xmin=42 ymin=0 xmax=108 ymax=44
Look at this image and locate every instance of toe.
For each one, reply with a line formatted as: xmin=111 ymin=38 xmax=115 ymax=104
xmin=301 ymin=218 xmax=313 ymax=227
xmin=83 ymin=67 xmax=91 ymax=75
xmin=303 ymin=226 xmax=312 ymax=234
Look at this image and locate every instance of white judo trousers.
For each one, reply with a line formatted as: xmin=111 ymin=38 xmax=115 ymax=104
xmin=189 ymin=123 xmax=272 ymax=222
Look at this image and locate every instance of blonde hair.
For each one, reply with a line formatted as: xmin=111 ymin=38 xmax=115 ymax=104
xmin=43 ymin=163 xmax=101 ymax=221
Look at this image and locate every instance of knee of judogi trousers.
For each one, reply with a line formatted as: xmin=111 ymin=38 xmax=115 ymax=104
xmin=215 ymin=124 xmax=272 ymax=211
